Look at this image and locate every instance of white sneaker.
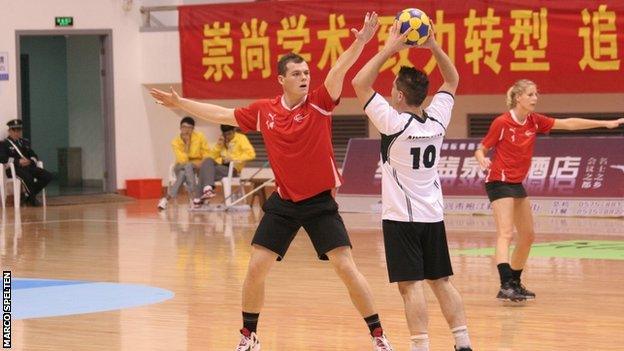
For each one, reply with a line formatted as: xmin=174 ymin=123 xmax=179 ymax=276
xmin=235 ymin=329 xmax=260 ymax=351
xmin=188 ymin=198 xmax=205 ymax=211
xmin=157 ymin=197 xmax=168 ymax=210
xmin=201 ymin=186 xmax=216 ymax=200
xmin=372 ymin=333 xmax=393 ymax=351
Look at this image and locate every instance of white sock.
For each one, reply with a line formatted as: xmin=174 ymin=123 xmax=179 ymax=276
xmin=451 ymin=326 xmax=471 ymax=349
xmin=203 ymin=185 xmax=213 ymax=192
xmin=409 ymin=334 xmax=429 ymax=351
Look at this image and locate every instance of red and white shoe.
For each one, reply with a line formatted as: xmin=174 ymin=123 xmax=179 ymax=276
xmin=372 ymin=328 xmax=393 ymax=351
xmin=235 ymin=328 xmax=260 ymax=351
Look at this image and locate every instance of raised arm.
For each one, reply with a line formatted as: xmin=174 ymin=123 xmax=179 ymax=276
xmin=150 ymin=87 xmax=238 ymax=126
xmin=352 ymin=21 xmax=411 ymax=105
xmin=419 ymin=25 xmax=459 ymax=95
xmin=324 ymin=12 xmax=379 ymax=101
xmin=552 ymin=117 xmax=624 ymax=130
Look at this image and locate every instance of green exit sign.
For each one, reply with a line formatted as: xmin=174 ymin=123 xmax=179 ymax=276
xmin=55 ymin=17 xmax=74 ymax=27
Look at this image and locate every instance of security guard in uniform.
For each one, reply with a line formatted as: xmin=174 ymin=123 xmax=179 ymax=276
xmin=0 ymin=119 xmax=52 ymax=206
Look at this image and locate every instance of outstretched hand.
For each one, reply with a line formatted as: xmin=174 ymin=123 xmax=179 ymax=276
xmin=382 ymin=21 xmax=412 ymax=54
xmin=415 ymin=22 xmax=439 ymax=50
xmin=605 ymin=117 xmax=624 ymax=129
xmin=351 ymin=12 xmax=379 ymax=44
xmin=150 ymin=86 xmax=181 ymax=108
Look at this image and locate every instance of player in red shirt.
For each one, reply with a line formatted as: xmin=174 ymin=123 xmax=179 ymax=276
xmin=151 ymin=12 xmax=395 ymax=351
xmin=474 ymin=79 xmax=623 ymax=302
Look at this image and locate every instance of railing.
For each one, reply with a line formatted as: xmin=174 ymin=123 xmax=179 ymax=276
xmin=140 ymin=6 xmax=178 ymax=31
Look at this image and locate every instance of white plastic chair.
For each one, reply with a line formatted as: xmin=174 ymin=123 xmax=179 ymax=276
xmin=1 ymin=159 xmax=21 ymax=209
xmin=35 ymin=159 xmax=47 ymax=207
xmin=220 ymin=162 xmax=245 ymax=207
xmin=0 ymin=157 xmax=46 ymax=208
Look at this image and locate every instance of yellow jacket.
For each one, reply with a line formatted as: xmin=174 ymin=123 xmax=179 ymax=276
xmin=172 ymin=131 xmax=211 ymax=164
xmin=208 ymin=132 xmax=256 ymax=173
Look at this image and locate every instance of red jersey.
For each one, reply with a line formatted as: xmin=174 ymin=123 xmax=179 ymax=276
xmin=234 ymin=85 xmax=342 ymax=201
xmin=481 ymin=111 xmax=555 ymax=183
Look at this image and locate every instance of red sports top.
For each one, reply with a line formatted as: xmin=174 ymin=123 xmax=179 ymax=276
xmin=234 ymin=85 xmax=342 ymax=201
xmin=481 ymin=111 xmax=555 ymax=183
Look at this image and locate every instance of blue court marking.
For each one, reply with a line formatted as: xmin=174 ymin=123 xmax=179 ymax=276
xmin=12 ymin=278 xmax=87 ymax=290
xmin=12 ymin=278 xmax=174 ymax=320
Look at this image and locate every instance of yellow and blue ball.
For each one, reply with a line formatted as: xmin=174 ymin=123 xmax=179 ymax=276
xmin=396 ymin=8 xmax=431 ymax=46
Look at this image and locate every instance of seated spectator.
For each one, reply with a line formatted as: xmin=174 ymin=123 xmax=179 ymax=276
xmin=158 ymin=116 xmax=210 ymax=210
xmin=194 ymin=124 xmax=255 ymax=207
xmin=1 ymin=119 xmax=52 ymax=207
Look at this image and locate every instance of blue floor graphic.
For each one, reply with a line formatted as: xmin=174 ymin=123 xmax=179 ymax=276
xmin=11 ymin=278 xmax=174 ymax=320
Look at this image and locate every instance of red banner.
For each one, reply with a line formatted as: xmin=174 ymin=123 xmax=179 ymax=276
xmin=339 ymin=137 xmax=624 ymax=198
xmin=179 ymin=0 xmax=624 ymax=99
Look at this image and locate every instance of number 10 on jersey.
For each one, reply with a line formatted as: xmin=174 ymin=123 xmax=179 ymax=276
xmin=410 ymin=145 xmax=436 ymax=169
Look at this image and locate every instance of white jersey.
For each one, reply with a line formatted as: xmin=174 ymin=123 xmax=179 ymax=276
xmin=364 ymin=91 xmax=454 ymax=222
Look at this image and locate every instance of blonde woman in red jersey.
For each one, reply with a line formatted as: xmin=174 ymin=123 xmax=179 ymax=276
xmin=474 ymin=79 xmax=623 ymax=302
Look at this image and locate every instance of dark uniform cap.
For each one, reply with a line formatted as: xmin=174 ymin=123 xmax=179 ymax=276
xmin=7 ymin=119 xmax=23 ymax=129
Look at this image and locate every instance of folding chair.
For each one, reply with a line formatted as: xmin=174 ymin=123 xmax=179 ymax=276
xmin=220 ymin=162 xmax=246 ymax=207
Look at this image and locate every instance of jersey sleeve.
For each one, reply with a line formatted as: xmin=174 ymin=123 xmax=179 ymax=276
xmin=481 ymin=116 xmax=505 ymax=149
xmin=309 ymin=85 xmax=339 ymax=112
xmin=533 ymin=113 xmax=555 ymax=134
xmin=234 ymin=101 xmax=263 ymax=132
xmin=363 ymin=92 xmax=406 ymax=135
xmin=425 ymin=91 xmax=455 ymax=128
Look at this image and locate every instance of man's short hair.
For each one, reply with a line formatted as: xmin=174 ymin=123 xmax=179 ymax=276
xmin=220 ymin=124 xmax=235 ymax=133
xmin=277 ymin=53 xmax=305 ymax=76
xmin=396 ymin=66 xmax=429 ymax=107
xmin=180 ymin=116 xmax=195 ymax=126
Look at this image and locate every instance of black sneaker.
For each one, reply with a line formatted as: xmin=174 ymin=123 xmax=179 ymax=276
xmin=496 ymin=281 xmax=526 ymax=302
xmin=455 ymin=347 xmax=473 ymax=351
xmin=27 ymin=196 xmax=42 ymax=207
xmin=513 ymin=279 xmax=536 ymax=300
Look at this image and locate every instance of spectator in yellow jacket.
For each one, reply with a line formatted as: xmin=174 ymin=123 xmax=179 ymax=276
xmin=194 ymin=124 xmax=256 ymax=206
xmin=158 ymin=116 xmax=211 ymax=210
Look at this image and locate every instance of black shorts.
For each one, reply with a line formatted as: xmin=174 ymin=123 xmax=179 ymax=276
xmin=485 ymin=181 xmax=528 ymax=202
xmin=252 ymin=191 xmax=352 ymax=261
xmin=382 ymin=220 xmax=453 ymax=282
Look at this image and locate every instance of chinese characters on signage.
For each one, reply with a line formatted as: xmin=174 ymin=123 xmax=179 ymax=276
xmin=180 ymin=1 xmax=623 ymax=98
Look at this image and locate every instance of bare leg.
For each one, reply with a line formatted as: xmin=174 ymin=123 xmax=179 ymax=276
xmin=397 ymin=280 xmax=428 ymax=335
xmin=427 ymin=277 xmax=467 ymax=329
xmin=491 ymin=198 xmax=516 ymax=264
xmin=241 ymin=245 xmax=278 ymax=313
xmin=325 ymin=246 xmax=377 ymax=317
xmin=510 ymin=197 xmax=535 ymax=270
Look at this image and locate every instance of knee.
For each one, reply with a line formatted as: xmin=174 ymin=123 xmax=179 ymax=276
xmin=497 ymin=228 xmax=514 ymax=241
xmin=397 ymin=281 xmax=419 ymax=298
xmin=427 ymin=277 xmax=451 ymax=292
xmin=328 ymin=249 xmax=357 ymax=277
xmin=518 ymin=230 xmax=535 ymax=244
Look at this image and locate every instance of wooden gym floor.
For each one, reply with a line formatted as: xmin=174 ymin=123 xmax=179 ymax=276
xmin=1 ymin=198 xmax=623 ymax=350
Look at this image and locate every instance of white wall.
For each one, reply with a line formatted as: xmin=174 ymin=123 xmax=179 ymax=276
xmin=0 ymin=0 xmax=177 ymax=189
